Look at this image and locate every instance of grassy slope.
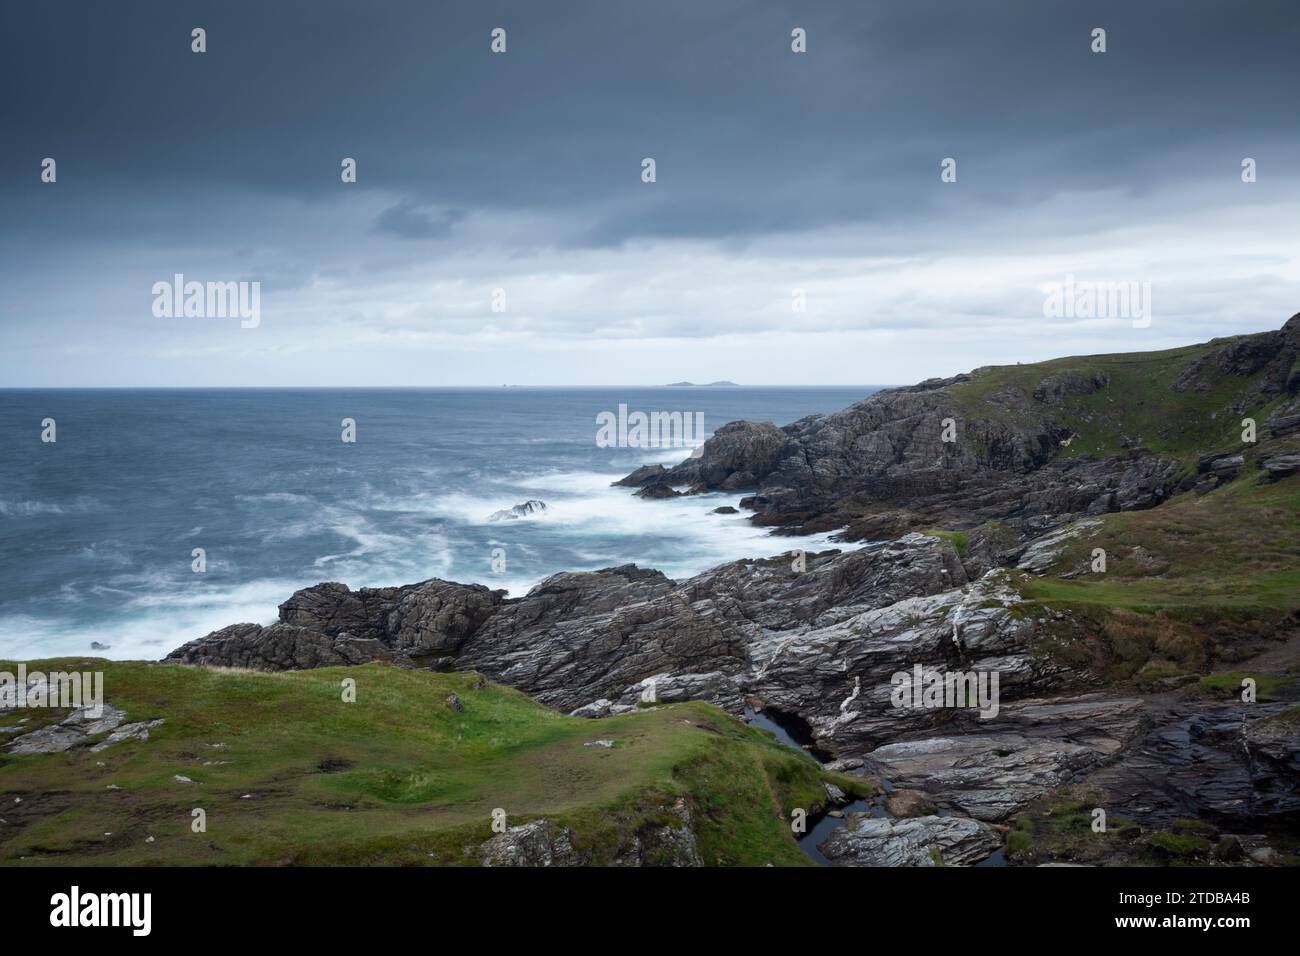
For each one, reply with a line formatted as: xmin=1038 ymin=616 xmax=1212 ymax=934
xmin=1013 ymin=473 xmax=1300 ymax=691
xmin=944 ymin=336 xmax=1289 ymax=463
xmin=1021 ymin=473 xmax=1300 ymax=611
xmin=924 ymin=329 xmax=1299 ymax=690
xmin=0 ymin=662 xmax=861 ymax=867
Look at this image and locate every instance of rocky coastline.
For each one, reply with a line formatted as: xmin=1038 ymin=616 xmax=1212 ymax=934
xmin=162 ymin=314 xmax=1300 ymax=866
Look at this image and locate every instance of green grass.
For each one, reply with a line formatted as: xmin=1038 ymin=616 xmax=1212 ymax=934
xmin=942 ymin=336 xmax=1286 ymax=463
xmin=920 ymin=529 xmax=969 ymax=557
xmin=1147 ymin=832 xmax=1213 ymax=859
xmin=1020 ymin=475 xmax=1300 ymax=612
xmin=1197 ymin=671 xmax=1297 ymax=703
xmin=1012 ymin=474 xmax=1300 ymax=691
xmin=0 ymin=660 xmax=864 ymax=866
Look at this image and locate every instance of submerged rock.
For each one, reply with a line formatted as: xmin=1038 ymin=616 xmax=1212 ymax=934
xmin=487 ymin=499 xmax=547 ymax=521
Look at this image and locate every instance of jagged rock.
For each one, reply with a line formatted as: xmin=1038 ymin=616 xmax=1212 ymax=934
xmin=455 ymin=535 xmax=977 ymax=717
xmin=1261 ymin=452 xmax=1300 ymax=480
xmin=479 ymin=820 xmax=583 ymax=867
xmin=168 ymin=579 xmax=505 ymax=670
xmin=476 ymin=800 xmax=702 ymax=867
xmin=621 ymin=421 xmax=789 ymax=493
xmin=1015 ymin=520 xmax=1102 ymax=573
xmin=819 ymin=814 xmax=1001 ymax=866
xmin=960 ymin=521 xmax=1021 ymax=577
xmin=163 ymin=534 xmax=1067 ymax=770
xmin=634 ymin=484 xmax=682 ymax=499
xmin=1266 ymin=412 xmax=1300 ymax=437
xmin=385 ymin=581 xmax=505 ymax=661
xmin=164 ymin=623 xmax=394 ymax=671
xmin=446 ymin=693 xmax=463 ymax=712
xmin=487 ymin=500 xmax=547 ymax=521
xmin=612 ymin=464 xmax=667 ymax=487
xmin=1033 ymin=370 xmax=1109 ymax=405
xmin=277 ymin=582 xmax=407 ymax=644
xmin=610 ymin=797 xmax=703 ymax=866
xmin=712 ymin=506 xmax=739 ymax=514
xmin=1206 ymin=454 xmax=1245 ymax=479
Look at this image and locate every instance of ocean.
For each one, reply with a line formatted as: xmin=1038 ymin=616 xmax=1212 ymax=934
xmin=0 ymin=387 xmax=880 ymax=661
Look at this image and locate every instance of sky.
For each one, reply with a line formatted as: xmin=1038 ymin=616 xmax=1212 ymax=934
xmin=1 ymin=0 xmax=1298 ymax=387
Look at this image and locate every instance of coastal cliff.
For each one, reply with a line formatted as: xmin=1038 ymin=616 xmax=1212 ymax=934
xmin=616 ymin=312 xmax=1300 ymax=540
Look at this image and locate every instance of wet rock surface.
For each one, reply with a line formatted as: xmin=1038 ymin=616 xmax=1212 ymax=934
xmin=1085 ymin=701 xmax=1300 ymax=828
xmin=487 ymin=499 xmax=547 ymax=521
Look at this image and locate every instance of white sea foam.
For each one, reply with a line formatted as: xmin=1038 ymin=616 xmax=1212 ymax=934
xmin=0 ymin=496 xmax=103 ymax=517
xmin=374 ymin=468 xmax=861 ymax=593
xmin=5 ymin=467 xmax=858 ymax=660
xmin=0 ymin=577 xmax=297 ymax=662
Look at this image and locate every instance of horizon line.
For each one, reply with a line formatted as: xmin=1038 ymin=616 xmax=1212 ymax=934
xmin=0 ymin=383 xmax=898 ymax=391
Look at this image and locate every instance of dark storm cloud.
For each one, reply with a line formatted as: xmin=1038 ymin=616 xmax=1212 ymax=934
xmin=2 ymin=0 xmax=1297 ymax=250
xmin=2 ymin=0 xmax=1299 ymax=388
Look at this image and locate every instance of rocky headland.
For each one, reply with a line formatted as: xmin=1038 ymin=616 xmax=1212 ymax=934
xmin=161 ymin=314 xmax=1300 ymax=866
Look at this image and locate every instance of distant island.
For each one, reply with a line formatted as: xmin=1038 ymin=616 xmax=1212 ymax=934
xmin=665 ymin=380 xmax=740 ymax=387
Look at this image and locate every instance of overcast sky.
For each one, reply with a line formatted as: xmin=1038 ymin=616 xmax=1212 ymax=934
xmin=1 ymin=0 xmax=1297 ymax=386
